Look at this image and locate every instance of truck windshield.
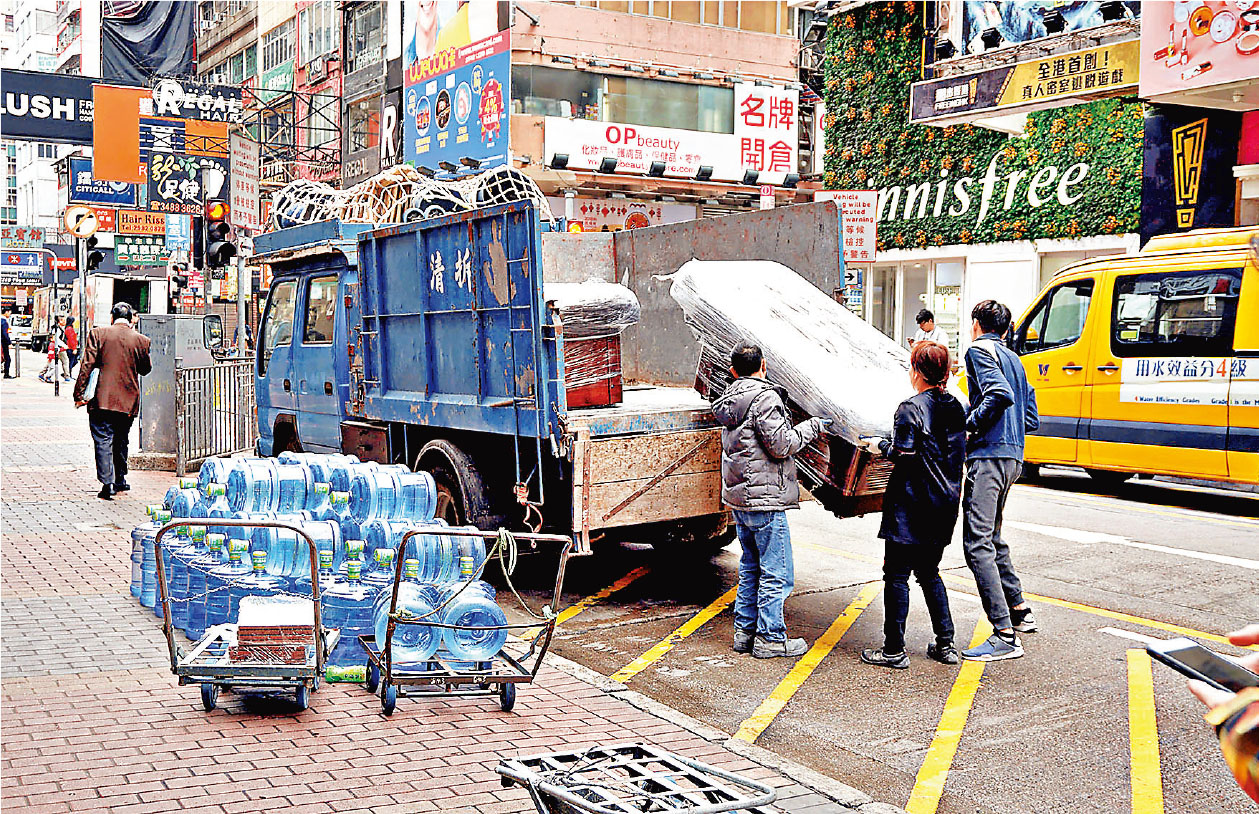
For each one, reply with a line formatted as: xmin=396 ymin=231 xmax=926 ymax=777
xmin=259 ymin=279 xmax=297 ymax=375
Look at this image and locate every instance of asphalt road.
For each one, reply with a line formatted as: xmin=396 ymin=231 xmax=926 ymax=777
xmin=505 ymin=470 xmax=1259 ymax=814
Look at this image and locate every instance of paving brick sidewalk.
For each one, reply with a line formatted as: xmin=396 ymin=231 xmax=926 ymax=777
xmin=1 ymin=352 xmax=903 ymax=814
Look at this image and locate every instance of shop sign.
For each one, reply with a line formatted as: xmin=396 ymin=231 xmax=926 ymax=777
xmin=68 ymin=157 xmax=138 ymax=206
xmin=116 ymin=234 xmax=169 ymax=266
xmin=146 ymin=153 xmax=230 ymax=215
xmin=150 ymin=78 xmax=243 ymax=124
xmin=1140 ymin=105 xmax=1241 ymax=244
xmin=816 ymin=190 xmax=878 ymax=263
xmin=962 ymin=3 xmax=1140 ymax=54
xmin=544 ymin=197 xmax=697 ymax=231
xmin=258 ymin=60 xmax=294 ymax=105
xmin=165 ymin=214 xmax=192 ymax=252
xmin=909 ymin=39 xmax=1140 ymax=124
xmin=90 ymin=208 xmax=117 ymax=233
xmin=15 ymin=289 xmax=27 ymax=306
xmin=546 ymin=118 xmax=742 ymax=181
xmin=118 ymin=210 xmax=166 ymax=234
xmin=1 ymin=251 xmax=45 ymax=286
xmin=0 ymin=68 xmax=100 ymax=145
xmin=734 ymin=82 xmax=799 ymax=182
xmin=1140 ymin=3 xmax=1259 ymax=101
xmin=404 ymin=31 xmax=510 ymax=173
xmin=0 ymin=226 xmax=47 ymax=249
xmin=229 ymin=133 xmax=261 ymax=232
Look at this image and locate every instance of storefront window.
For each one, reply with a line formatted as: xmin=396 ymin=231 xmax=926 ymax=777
xmin=347 ymin=3 xmax=384 ymax=74
xmin=512 ymin=66 xmax=604 ymax=119
xmin=348 ymin=99 xmax=380 ymax=152
xmin=870 ymin=265 xmax=897 ymax=341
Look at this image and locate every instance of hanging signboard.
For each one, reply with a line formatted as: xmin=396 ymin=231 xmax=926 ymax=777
xmin=89 ymin=208 xmax=117 ymax=233
xmin=165 ymin=214 xmax=192 ymax=252
xmin=734 ymin=82 xmax=800 ymax=184
xmin=150 ymin=78 xmax=243 ymax=124
xmin=1 ymin=251 xmax=45 ymax=286
xmin=147 ymin=153 xmax=229 ymax=215
xmin=69 ymin=157 xmax=138 ymax=207
xmin=116 ymin=234 xmax=169 ymax=266
xmin=0 ymin=226 xmax=48 ymax=249
xmin=0 ymin=69 xmax=101 ymax=145
xmin=229 ymin=133 xmax=262 ymax=233
xmin=118 ymin=210 xmax=166 ymax=234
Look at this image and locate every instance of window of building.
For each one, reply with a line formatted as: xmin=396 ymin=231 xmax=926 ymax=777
xmin=1016 ymin=279 xmax=1094 ymax=355
xmin=228 ymin=52 xmax=245 ymax=84
xmin=37 ymin=143 xmax=56 ymax=159
xmin=303 ymin=276 xmax=337 ymax=344
xmin=1111 ymin=268 xmax=1242 ymax=358
xmin=348 ymin=98 xmax=380 ymax=152
xmin=305 ymin=94 xmax=339 ymax=148
xmin=301 ymin=0 xmax=335 ymax=63
xmin=347 ymin=2 xmax=384 ymax=74
xmin=245 ymin=43 xmax=258 ymax=78
xmin=577 ymin=1 xmax=789 ymax=34
xmin=262 ymin=19 xmax=295 ymax=72
xmin=511 ymin=66 xmax=734 ymax=133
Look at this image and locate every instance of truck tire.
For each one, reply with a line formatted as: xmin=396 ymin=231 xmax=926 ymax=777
xmin=415 ymin=439 xmax=496 ymax=529
xmin=649 ymin=513 xmax=735 ymax=558
xmin=1085 ymin=468 xmax=1133 ymax=487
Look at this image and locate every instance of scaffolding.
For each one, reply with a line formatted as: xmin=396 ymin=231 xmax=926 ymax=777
xmin=239 ymin=86 xmax=341 ymax=188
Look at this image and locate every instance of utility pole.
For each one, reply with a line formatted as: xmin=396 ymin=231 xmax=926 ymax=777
xmin=235 ymin=239 xmax=249 ymax=357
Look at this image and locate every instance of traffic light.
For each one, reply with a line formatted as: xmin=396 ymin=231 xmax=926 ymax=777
xmin=204 ymin=199 xmax=237 ymax=269
xmin=85 ymin=235 xmax=104 ymax=271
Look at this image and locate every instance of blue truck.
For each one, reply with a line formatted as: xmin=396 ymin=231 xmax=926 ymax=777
xmin=249 ymin=200 xmax=854 ymax=552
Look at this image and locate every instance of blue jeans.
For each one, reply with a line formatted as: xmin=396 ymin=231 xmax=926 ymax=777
xmin=732 ymin=509 xmax=794 ymax=643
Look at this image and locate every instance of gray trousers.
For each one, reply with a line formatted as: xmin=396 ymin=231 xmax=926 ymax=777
xmin=962 ymin=457 xmax=1025 ymax=630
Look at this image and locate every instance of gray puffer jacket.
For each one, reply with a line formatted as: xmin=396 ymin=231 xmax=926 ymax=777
xmin=712 ymin=376 xmax=823 ymax=511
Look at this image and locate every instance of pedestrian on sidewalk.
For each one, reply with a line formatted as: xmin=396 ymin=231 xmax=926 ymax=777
xmin=959 ymin=300 xmax=1039 ymax=662
xmin=857 ymin=341 xmax=966 ymax=669
xmin=37 ymin=324 xmax=62 ymax=383
xmin=712 ymin=342 xmax=829 ymax=660
xmin=73 ymin=302 xmax=152 ymax=500
xmin=1 ymin=309 xmax=12 ymax=378
xmin=65 ymin=316 xmax=79 ymax=374
xmin=1188 ymin=623 xmax=1259 ymax=803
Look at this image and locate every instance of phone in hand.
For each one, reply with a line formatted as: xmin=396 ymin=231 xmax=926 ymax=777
xmin=1146 ymin=637 xmax=1259 ymax=693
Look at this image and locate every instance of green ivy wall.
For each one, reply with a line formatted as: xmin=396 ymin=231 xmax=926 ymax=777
xmin=821 ymin=2 xmax=1143 ymax=251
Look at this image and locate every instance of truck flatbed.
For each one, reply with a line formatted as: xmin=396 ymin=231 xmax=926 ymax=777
xmin=567 ymin=385 xmax=715 ymax=438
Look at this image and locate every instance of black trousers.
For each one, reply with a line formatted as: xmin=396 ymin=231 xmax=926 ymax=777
xmin=882 ymin=541 xmax=955 ymax=654
xmin=89 ymin=408 xmax=133 ymax=487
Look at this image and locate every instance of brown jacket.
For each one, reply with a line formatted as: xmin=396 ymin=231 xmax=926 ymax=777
xmin=73 ymin=321 xmax=152 ymax=416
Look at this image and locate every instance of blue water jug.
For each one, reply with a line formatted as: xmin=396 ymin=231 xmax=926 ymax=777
xmin=168 ymin=487 xmax=205 ymax=519
xmin=203 ymin=482 xmax=233 ymax=537
xmin=274 ymin=464 xmax=317 ymax=513
xmin=168 ymin=527 xmax=207 ymax=631
xmin=327 ymin=460 xmax=389 ymax=494
xmin=185 ymin=533 xmax=227 ymax=641
xmin=130 ymin=507 xmax=164 ymax=599
xmin=363 ymin=548 xmax=397 ymax=591
xmin=305 ymin=482 xmax=332 ymax=517
xmin=138 ymin=509 xmax=172 ymax=607
xmin=373 ymin=559 xmax=441 ymax=666
xmin=347 ymin=466 xmax=405 ymax=521
xmin=278 ymin=451 xmax=360 ymax=485
xmin=225 ymin=551 xmax=285 ymax=625
xmin=225 ymin=458 xmax=280 ymax=513
xmin=323 ymin=560 xmax=379 ymax=667
xmin=204 ymin=540 xmax=252 ymax=628
xmin=155 ymin=524 xmax=195 ymax=619
xmin=163 ymin=477 xmax=199 ymax=511
xmin=394 ymin=471 xmax=438 ymax=521
xmin=336 ymin=539 xmax=366 ymax=578
xmin=253 ymin=518 xmax=342 ymax=582
xmin=439 ymin=556 xmax=507 ymax=662
xmin=197 ymin=457 xmax=234 ymax=496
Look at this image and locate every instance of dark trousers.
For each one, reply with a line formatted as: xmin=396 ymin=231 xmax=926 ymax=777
xmin=89 ymin=408 xmax=133 ymax=487
xmin=2 ymin=341 xmax=10 ymax=377
xmin=882 ymin=541 xmax=954 ymax=654
xmin=962 ymin=457 xmax=1026 ymax=630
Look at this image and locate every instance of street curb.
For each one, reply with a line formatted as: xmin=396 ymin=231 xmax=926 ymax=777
xmin=545 ymin=652 xmax=908 ymax=814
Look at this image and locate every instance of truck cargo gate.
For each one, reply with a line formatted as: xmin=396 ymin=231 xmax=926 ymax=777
xmin=175 ymin=358 xmax=257 ymax=476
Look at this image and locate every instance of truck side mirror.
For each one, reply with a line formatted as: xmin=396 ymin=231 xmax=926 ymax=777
xmin=203 ymin=314 xmax=224 ymax=350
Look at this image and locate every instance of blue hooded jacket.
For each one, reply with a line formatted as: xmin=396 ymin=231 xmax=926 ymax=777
xmin=963 ymin=334 xmax=1039 ymax=461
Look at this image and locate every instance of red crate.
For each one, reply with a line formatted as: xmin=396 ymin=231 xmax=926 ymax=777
xmin=565 ymin=335 xmax=624 ymax=408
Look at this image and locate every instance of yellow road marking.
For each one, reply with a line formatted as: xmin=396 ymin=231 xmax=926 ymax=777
xmin=904 ymin=619 xmax=992 ymax=814
xmin=797 ymin=542 xmax=1254 ymax=650
xmin=1126 ymin=649 xmax=1165 ymax=814
xmin=556 ymin=566 xmax=649 ymax=626
xmin=611 ymin=586 xmax=737 ymax=684
xmin=734 ymin=582 xmax=882 ymax=744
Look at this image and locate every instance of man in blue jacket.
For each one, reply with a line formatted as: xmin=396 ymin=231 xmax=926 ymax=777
xmin=960 ymin=300 xmax=1039 ymax=662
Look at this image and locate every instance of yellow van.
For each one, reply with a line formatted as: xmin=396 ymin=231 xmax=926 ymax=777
xmin=1010 ymin=226 xmax=1258 ymax=486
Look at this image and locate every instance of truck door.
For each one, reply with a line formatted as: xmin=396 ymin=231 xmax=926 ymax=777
xmin=1087 ymin=266 xmax=1241 ymax=479
xmin=1012 ymin=275 xmax=1096 ymax=464
xmin=1227 ymin=264 xmax=1259 ymax=483
xmin=256 ymin=278 xmax=299 ymax=451
xmin=290 ymin=274 xmax=342 ymax=451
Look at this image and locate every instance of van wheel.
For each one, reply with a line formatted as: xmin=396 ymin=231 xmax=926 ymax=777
xmin=1085 ymin=468 xmax=1133 ymax=487
xmin=416 ymin=440 xmax=494 ymax=529
xmin=1020 ymin=463 xmax=1041 ymax=481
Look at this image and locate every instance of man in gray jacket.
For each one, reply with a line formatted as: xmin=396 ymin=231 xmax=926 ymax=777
xmin=712 ymin=342 xmax=828 ymax=659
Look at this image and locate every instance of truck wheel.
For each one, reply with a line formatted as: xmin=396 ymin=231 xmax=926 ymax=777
xmin=272 ymin=420 xmax=303 ymax=455
xmin=1085 ymin=468 xmax=1133 ymax=487
xmin=415 ymin=439 xmax=494 ymax=529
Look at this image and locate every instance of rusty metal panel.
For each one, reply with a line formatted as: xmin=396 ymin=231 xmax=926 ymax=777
xmin=541 ymin=232 xmax=617 ymax=284
xmin=612 ymin=201 xmax=843 ymax=387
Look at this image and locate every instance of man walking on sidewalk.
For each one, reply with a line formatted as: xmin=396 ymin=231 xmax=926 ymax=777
xmin=712 ymin=342 xmax=828 ymax=659
xmin=960 ymin=300 xmax=1039 ymax=662
xmin=73 ymin=303 xmax=151 ymax=500
xmin=2 ymin=309 xmax=12 ymax=378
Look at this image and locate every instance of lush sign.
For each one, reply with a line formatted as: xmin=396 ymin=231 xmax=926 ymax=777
xmin=823 ymin=3 xmax=1142 ymax=250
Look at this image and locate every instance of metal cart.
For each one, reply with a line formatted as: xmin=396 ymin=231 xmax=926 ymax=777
xmin=360 ymin=526 xmax=573 ymax=715
xmin=497 ymin=742 xmax=779 ymax=814
xmin=154 ymin=518 xmax=334 ymax=712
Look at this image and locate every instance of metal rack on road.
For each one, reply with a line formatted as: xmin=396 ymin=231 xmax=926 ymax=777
xmin=154 ymin=518 xmax=334 ymax=712
xmin=361 ymin=525 xmax=573 ymax=715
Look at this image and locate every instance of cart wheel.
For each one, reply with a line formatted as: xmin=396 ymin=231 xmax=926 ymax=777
xmin=201 ymin=683 xmax=219 ymax=712
xmin=365 ymin=662 xmax=380 ymax=693
xmin=381 ymin=683 xmax=397 ymax=715
xmin=499 ymin=682 xmax=516 ymax=712
xmin=293 ymin=683 xmax=310 ymax=710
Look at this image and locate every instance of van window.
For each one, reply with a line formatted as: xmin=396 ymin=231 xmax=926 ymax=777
xmin=303 ymin=276 xmax=337 ymax=344
xmin=259 ymin=279 xmax=297 ymax=375
xmin=1111 ymin=268 xmax=1242 ymax=358
xmin=1015 ymin=279 xmax=1094 ymax=355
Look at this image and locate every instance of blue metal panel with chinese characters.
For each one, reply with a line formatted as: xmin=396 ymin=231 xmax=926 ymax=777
xmin=351 ymin=202 xmax=562 ymax=442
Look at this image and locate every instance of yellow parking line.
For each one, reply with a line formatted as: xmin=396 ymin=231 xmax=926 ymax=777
xmin=611 ymin=586 xmax=737 ymax=684
xmin=1126 ymin=649 xmax=1165 ymax=814
xmin=556 ymin=566 xmax=649 ymax=626
xmin=734 ymin=582 xmax=881 ymax=744
xmin=904 ymin=619 xmax=992 ymax=814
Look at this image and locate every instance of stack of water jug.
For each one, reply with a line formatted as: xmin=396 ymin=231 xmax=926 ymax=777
xmin=128 ymin=452 xmax=509 ymax=679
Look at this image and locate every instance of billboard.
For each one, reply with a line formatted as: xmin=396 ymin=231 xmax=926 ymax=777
xmin=962 ymin=1 xmax=1140 ymax=54
xmin=1139 ymin=1 xmax=1259 ymax=100
xmin=69 ymin=157 xmax=138 ymax=207
xmin=0 ymin=227 xmax=49 ymax=249
xmin=0 ymin=69 xmax=101 ymax=145
xmin=1141 ymin=105 xmax=1241 ymax=244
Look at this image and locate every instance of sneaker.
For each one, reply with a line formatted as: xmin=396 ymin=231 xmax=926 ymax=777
xmin=113 ymin=482 xmax=131 ymax=492
xmin=752 ymin=636 xmax=808 ymax=659
xmin=1010 ymin=607 xmax=1038 ymax=633
xmin=962 ymin=632 xmax=1023 ymax=662
xmin=860 ymin=648 xmax=909 ymax=669
xmin=733 ymin=628 xmax=754 ymax=654
xmin=927 ymin=641 xmax=960 ymax=665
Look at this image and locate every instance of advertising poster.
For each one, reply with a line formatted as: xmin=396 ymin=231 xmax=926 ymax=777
xmin=147 ymin=153 xmax=230 ymax=215
xmin=734 ymin=83 xmax=800 ymax=182
xmin=962 ymin=1 xmax=1140 ymax=53
xmin=0 ymin=251 xmax=44 ymax=286
xmin=403 ymin=1 xmax=510 ymax=172
xmin=229 ymin=133 xmax=262 ymax=233
xmin=165 ymin=214 xmax=192 ymax=252
xmin=69 ymin=157 xmax=138 ymax=207
xmin=1140 ymin=1 xmax=1259 ymax=100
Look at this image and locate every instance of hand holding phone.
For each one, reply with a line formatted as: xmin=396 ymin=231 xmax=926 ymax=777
xmin=1146 ymin=637 xmax=1259 ymax=693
